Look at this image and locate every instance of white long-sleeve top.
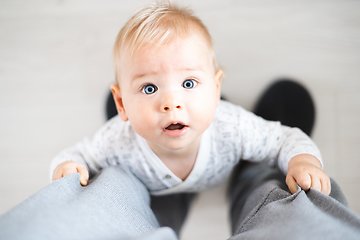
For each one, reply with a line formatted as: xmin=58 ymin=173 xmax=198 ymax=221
xmin=50 ymin=100 xmax=322 ymax=195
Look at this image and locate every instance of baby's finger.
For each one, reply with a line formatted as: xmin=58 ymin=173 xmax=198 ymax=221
xmin=76 ymin=164 xmax=89 ymax=186
xmin=286 ymin=175 xmax=298 ymax=194
xmin=320 ymin=178 xmax=331 ymax=195
xmin=294 ymin=173 xmax=311 ymax=192
xmin=62 ymin=168 xmax=77 ymax=178
xmin=310 ymin=175 xmax=322 ymax=192
xmin=52 ymin=168 xmax=63 ymax=182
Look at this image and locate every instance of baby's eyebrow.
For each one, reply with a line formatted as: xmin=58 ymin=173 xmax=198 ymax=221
xmin=131 ymin=67 xmax=204 ymax=82
xmin=131 ymin=71 xmax=157 ymax=82
xmin=179 ymin=66 xmax=204 ymax=72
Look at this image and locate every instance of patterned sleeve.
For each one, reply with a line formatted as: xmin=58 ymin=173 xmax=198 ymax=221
xmin=49 ymin=119 xmax=116 ymax=181
xmin=238 ymin=107 xmax=322 ymax=174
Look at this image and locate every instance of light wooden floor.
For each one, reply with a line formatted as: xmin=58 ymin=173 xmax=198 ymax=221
xmin=1 ymin=1 xmax=359 ymax=239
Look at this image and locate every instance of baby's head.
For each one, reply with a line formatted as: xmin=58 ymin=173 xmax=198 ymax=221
xmin=113 ymin=1 xmax=219 ymax=81
xmin=111 ymin=1 xmax=223 ymax=153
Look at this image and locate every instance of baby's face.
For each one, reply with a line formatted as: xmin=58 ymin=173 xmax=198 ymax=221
xmin=113 ymin=34 xmax=222 ymax=155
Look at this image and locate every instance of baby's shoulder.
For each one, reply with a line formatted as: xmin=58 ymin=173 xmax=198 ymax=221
xmin=215 ymin=100 xmax=245 ymax=124
xmin=213 ymin=100 xmax=260 ymax=132
xmin=97 ymin=116 xmax=136 ymax=142
xmin=210 ymin=101 xmax=245 ymax=153
xmin=211 ymin=101 xmax=242 ymax=137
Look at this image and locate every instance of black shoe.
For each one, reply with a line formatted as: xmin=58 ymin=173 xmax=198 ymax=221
xmin=106 ymin=91 xmax=117 ymax=120
xmin=253 ymin=79 xmax=315 ymax=136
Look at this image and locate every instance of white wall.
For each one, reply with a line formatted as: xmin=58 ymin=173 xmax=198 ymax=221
xmin=1 ymin=1 xmax=360 ymax=239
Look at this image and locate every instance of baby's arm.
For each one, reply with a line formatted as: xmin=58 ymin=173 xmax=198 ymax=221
xmin=50 ymin=119 xmax=114 ymax=185
xmin=50 ymin=142 xmax=98 ymax=186
xmin=286 ymin=154 xmax=331 ymax=195
xmin=237 ymin=106 xmax=330 ymax=195
xmin=52 ymin=161 xmax=89 ymax=186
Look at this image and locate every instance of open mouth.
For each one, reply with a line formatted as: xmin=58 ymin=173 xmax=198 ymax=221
xmin=165 ymin=123 xmax=187 ymax=130
xmin=163 ymin=122 xmax=189 ymax=137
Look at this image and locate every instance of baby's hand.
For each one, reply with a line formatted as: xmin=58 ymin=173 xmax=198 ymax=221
xmin=286 ymin=154 xmax=331 ymax=195
xmin=52 ymin=161 xmax=89 ymax=186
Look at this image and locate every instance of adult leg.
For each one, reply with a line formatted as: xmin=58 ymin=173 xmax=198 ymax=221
xmin=150 ymin=193 xmax=196 ymax=236
xmin=228 ymin=79 xmax=360 ymax=239
xmin=0 ymin=166 xmax=177 ymax=240
xmin=229 ymin=79 xmax=316 ymax=230
xmin=228 ymin=161 xmax=360 ymax=239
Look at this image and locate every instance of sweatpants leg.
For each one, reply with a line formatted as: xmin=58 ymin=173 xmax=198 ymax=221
xmin=0 ymin=166 xmax=177 ymax=240
xmin=151 ymin=193 xmax=196 ymax=236
xmin=228 ymin=161 xmax=360 ymax=240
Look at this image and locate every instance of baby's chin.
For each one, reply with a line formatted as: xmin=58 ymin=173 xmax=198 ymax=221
xmin=147 ymin=134 xmax=203 ymax=153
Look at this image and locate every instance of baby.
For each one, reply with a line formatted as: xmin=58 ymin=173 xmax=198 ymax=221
xmin=51 ymin=1 xmax=330 ymax=196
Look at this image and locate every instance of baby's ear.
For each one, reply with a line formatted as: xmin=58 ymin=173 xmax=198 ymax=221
xmin=110 ymin=84 xmax=129 ymax=121
xmin=214 ymin=69 xmax=223 ymax=101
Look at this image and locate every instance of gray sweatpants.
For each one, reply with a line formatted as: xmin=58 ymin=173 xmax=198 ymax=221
xmin=0 ymin=163 xmax=360 ymax=239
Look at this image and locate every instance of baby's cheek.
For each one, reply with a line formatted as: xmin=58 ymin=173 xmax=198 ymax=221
xmin=194 ymin=106 xmax=216 ymax=128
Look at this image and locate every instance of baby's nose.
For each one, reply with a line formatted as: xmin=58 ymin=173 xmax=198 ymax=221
xmin=163 ymin=105 xmax=181 ymax=112
xmin=161 ymin=94 xmax=182 ymax=112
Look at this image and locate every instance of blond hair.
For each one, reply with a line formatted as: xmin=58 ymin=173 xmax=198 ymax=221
xmin=113 ymin=1 xmax=218 ymax=83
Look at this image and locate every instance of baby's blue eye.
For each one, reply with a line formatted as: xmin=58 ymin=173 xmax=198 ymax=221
xmin=142 ymin=84 xmax=158 ymax=94
xmin=183 ymin=79 xmax=197 ymax=89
